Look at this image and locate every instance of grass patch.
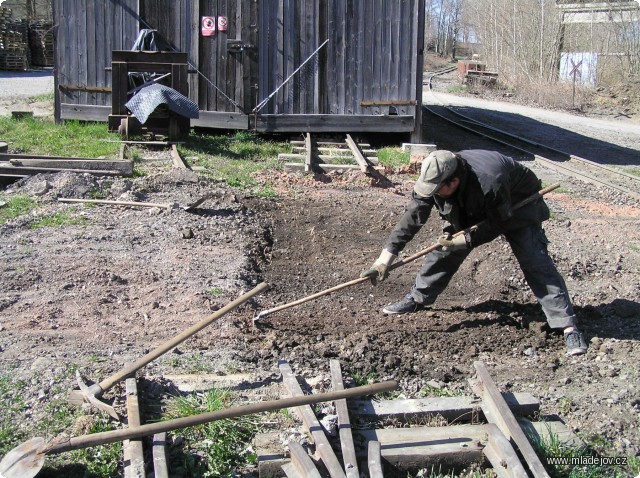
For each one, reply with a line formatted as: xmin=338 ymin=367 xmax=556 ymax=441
xmin=0 ymin=195 xmax=37 ymax=225
xmin=179 ymin=131 xmax=290 ymax=195
xmin=164 ymin=389 xmax=260 ymax=477
xmin=207 ymin=287 xmax=223 ymax=296
xmin=0 ymin=375 xmax=28 ymax=456
xmin=166 ymin=353 xmax=214 ymax=374
xmin=447 ymin=84 xmax=467 ymax=94
xmin=41 ymin=415 xmax=123 ymax=478
xmin=1 ymin=366 xmax=121 ymax=478
xmin=89 ymin=181 xmax=113 ymax=199
xmin=418 ymin=385 xmax=463 ymax=398
xmin=30 ymin=212 xmax=88 ymax=229
xmin=416 ymin=465 xmax=492 ymax=477
xmin=0 ymin=117 xmax=120 ymax=158
xmin=528 ymin=424 xmax=639 ymax=478
xmin=30 ymin=92 xmax=55 ymax=102
xmin=377 ymin=147 xmax=409 ymax=169
xmin=627 ymin=242 xmax=640 ymax=253
xmin=352 ymin=371 xmax=377 ymax=387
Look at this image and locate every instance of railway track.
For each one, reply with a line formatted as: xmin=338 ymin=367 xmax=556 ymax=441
xmin=424 ymin=68 xmax=640 ymax=202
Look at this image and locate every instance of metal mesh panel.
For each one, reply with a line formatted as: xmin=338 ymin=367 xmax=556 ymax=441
xmin=125 ymin=84 xmax=199 ymax=124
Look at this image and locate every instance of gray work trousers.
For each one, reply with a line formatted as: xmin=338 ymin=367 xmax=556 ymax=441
xmin=410 ymin=224 xmax=577 ymax=330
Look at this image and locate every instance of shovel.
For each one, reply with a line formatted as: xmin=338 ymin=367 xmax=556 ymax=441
xmin=0 ymin=380 xmax=397 ymax=478
xmin=58 ymin=191 xmax=217 ymax=212
xmin=254 ymin=183 xmax=560 ymax=321
xmin=68 ymin=283 xmax=268 ymax=418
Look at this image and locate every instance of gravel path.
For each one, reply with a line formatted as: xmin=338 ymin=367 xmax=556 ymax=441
xmin=0 ymin=70 xmax=54 ymax=99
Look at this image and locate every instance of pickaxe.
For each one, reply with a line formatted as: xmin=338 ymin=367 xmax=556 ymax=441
xmin=68 ymin=282 xmax=269 ymax=418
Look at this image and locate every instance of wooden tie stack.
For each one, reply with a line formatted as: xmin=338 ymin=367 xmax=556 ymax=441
xmin=0 ymin=10 xmax=29 ymax=71
xmin=28 ymin=20 xmax=53 ymax=67
xmin=257 ymin=360 xmax=581 ymax=477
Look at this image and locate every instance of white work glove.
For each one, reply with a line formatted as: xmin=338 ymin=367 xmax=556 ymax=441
xmin=437 ymin=233 xmax=469 ymax=252
xmin=360 ymin=249 xmax=397 ymax=283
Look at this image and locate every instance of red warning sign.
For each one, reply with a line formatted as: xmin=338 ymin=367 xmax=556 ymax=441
xmin=201 ymin=16 xmax=216 ymax=36
xmin=217 ymin=16 xmax=228 ymax=32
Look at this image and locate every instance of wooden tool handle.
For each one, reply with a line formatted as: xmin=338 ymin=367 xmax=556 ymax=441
xmin=97 ymin=283 xmax=269 ymax=393
xmin=44 ymin=380 xmax=398 ymax=454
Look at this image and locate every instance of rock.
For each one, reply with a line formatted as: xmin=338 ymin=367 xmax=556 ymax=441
xmin=528 ymin=322 xmax=546 ymax=334
xmin=33 ymin=180 xmax=50 ymax=196
xmin=30 ymin=357 xmax=50 ymax=371
xmin=182 ymin=227 xmax=194 ymax=239
xmin=320 ymin=414 xmax=338 ymax=436
xmin=590 ymin=336 xmax=603 ymax=347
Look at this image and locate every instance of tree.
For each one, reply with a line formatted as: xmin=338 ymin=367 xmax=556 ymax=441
xmin=425 ymin=0 xmax=465 ymax=59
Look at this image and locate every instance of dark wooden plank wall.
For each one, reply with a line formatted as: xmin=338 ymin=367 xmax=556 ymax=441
xmin=258 ymin=0 xmax=319 ymax=115
xmin=55 ymin=0 xmax=139 ymax=108
xmin=53 ymin=0 xmax=422 ymax=130
xmin=140 ymin=0 xmax=200 ymax=105
xmin=192 ymin=0 xmax=248 ymax=113
xmin=259 ymin=0 xmax=418 ymax=116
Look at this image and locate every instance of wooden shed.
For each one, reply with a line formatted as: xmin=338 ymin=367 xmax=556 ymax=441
xmin=52 ymin=0 xmax=426 ymax=140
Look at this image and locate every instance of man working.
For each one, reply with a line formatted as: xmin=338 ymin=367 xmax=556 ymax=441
xmin=361 ymin=149 xmax=588 ymax=356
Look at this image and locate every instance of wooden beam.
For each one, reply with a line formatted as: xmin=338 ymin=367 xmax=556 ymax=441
xmin=330 ymin=360 xmax=359 ymax=478
xmin=123 ymin=378 xmax=145 ymax=478
xmin=152 ymin=433 xmax=170 ymax=478
xmin=8 ymin=158 xmax=133 ymax=175
xmin=0 ymin=165 xmax=127 ymax=177
xmin=190 ymin=111 xmax=249 ymax=129
xmin=278 ymin=360 xmax=346 ymax=478
xmin=349 ymin=392 xmax=539 ymax=423
xmin=279 ymin=153 xmax=377 ymax=164
xmin=255 ymin=114 xmax=415 ymax=133
xmin=345 ymin=134 xmax=371 ymax=173
xmin=111 ymin=50 xmax=188 ymax=64
xmin=288 ymin=441 xmax=323 ymax=478
xmin=60 ymin=104 xmax=111 ymax=122
xmin=59 ymin=84 xmax=112 ymax=93
xmin=354 ymin=425 xmax=487 ymax=470
xmin=284 ymin=163 xmax=363 ymax=173
xmin=281 ymin=462 xmax=303 ymax=477
xmin=290 ymin=141 xmax=372 ymax=149
xmin=256 ymin=432 xmax=288 ymax=478
xmin=471 ymin=362 xmax=550 ymax=478
xmin=0 ymin=152 xmax=117 ymax=162
xmin=304 ymin=133 xmax=313 ymax=173
xmin=58 ymin=198 xmax=171 ymax=209
xmin=367 ymin=441 xmax=384 ymax=478
xmin=518 ymin=419 xmax=584 ymax=449
xmin=360 ymin=100 xmax=417 ymax=106
xmin=170 ymin=144 xmax=188 ymax=169
xmin=482 ymin=424 xmax=528 ymax=478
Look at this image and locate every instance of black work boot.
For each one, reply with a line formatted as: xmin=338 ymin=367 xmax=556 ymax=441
xmin=383 ymin=294 xmax=425 ymax=314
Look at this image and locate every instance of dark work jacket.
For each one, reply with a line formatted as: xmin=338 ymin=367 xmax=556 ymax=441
xmin=384 ymin=150 xmax=550 ymax=255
